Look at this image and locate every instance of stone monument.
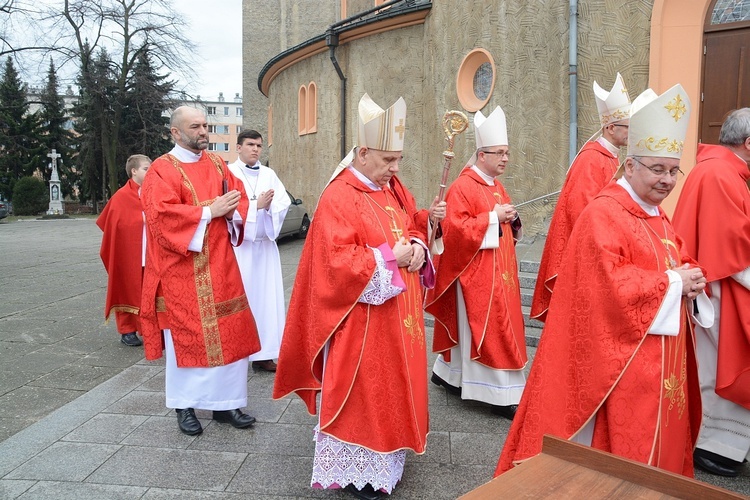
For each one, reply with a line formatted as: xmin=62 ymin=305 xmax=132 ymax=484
xmin=46 ymin=149 xmax=64 ymax=215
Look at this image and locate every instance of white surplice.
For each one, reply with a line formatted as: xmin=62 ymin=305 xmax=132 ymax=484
xmin=229 ymin=160 xmax=291 ymax=361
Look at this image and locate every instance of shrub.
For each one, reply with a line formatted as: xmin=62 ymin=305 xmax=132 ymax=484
xmin=12 ymin=177 xmax=48 ymax=215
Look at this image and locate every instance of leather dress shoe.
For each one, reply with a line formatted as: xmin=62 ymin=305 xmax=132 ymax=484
xmin=431 ymin=372 xmax=461 ymax=396
xmin=252 ymin=359 xmax=277 ymax=372
xmin=213 ymin=409 xmax=256 ymax=428
xmin=345 ymin=483 xmax=383 ymax=500
xmin=491 ymin=404 xmax=518 ymax=420
xmin=694 ymin=448 xmax=741 ymax=477
xmin=120 ymin=332 xmax=142 ymax=346
xmin=176 ymin=408 xmax=202 ymax=435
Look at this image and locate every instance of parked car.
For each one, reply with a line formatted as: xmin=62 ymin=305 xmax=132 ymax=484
xmin=0 ymin=198 xmax=9 ymax=220
xmin=279 ymin=190 xmax=310 ymax=239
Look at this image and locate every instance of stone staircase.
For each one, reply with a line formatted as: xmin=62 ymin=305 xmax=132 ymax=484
xmin=519 ymin=258 xmax=544 ymax=347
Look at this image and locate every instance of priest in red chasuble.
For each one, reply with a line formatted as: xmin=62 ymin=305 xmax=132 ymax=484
xmin=672 ymin=108 xmax=750 ymax=477
xmin=497 ymin=84 xmax=714 ymax=477
xmin=140 ymin=106 xmax=260 ymax=436
xmin=274 ymin=94 xmax=434 ymax=500
xmin=531 ymin=73 xmax=631 ymax=322
xmin=96 ymin=154 xmax=151 ymax=347
xmin=425 ymin=105 xmax=527 ymax=421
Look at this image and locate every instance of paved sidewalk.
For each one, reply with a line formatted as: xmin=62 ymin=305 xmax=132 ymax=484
xmin=0 ymin=218 xmax=747 ymax=498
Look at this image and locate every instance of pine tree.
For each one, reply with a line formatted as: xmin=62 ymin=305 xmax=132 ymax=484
xmin=119 ymin=47 xmax=174 ymax=181
xmin=38 ymin=58 xmax=78 ymax=199
xmin=0 ymin=57 xmax=42 ymax=200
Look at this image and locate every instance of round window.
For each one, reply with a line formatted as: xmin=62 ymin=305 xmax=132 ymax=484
xmin=457 ymin=49 xmax=495 ymax=112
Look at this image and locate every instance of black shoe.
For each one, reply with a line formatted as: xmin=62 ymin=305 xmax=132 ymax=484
xmin=345 ymin=483 xmax=383 ymax=500
xmin=213 ymin=409 xmax=256 ymax=428
xmin=120 ymin=332 xmax=142 ymax=346
xmin=491 ymin=404 xmax=518 ymax=420
xmin=252 ymin=359 xmax=277 ymax=372
xmin=694 ymin=448 xmax=741 ymax=477
xmin=431 ymin=372 xmax=461 ymax=396
xmin=176 ymin=408 xmax=202 ymax=435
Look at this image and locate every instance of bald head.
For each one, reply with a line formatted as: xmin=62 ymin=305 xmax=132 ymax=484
xmin=170 ymin=106 xmax=209 ymax=153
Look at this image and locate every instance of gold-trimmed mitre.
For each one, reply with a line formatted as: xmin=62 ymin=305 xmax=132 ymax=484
xmin=357 ymin=93 xmax=406 ymax=152
xmin=593 ymin=72 xmax=631 ymax=127
xmin=627 ymin=83 xmax=691 ymax=159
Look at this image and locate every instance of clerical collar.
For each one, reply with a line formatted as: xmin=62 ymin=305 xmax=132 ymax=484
xmin=170 ymin=144 xmax=203 ymax=163
xmin=244 ymin=161 xmax=261 ymax=170
xmin=616 ymin=177 xmax=659 ymax=216
xmin=471 ymin=165 xmax=495 ymax=185
xmin=596 ymin=136 xmax=620 ymax=157
xmin=347 ymin=165 xmax=381 ymax=190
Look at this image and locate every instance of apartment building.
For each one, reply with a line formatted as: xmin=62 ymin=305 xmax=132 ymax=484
xmin=200 ymin=92 xmax=243 ymax=163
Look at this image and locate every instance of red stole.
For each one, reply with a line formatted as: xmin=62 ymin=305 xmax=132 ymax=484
xmin=140 ymin=152 xmax=259 ymax=368
xmin=425 ymin=168 xmax=526 ymax=369
xmin=274 ymin=169 xmax=428 ymax=453
xmin=96 ymin=178 xmax=143 ymax=320
xmin=673 ymin=144 xmax=750 ymax=410
xmin=531 ymin=141 xmax=619 ymax=322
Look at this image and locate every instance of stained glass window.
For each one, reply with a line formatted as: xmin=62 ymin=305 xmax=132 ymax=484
xmin=711 ymin=0 xmax=750 ymax=24
xmin=473 ymin=62 xmax=493 ymax=101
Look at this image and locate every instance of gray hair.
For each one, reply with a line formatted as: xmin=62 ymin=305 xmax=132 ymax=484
xmin=719 ymin=108 xmax=750 ymax=146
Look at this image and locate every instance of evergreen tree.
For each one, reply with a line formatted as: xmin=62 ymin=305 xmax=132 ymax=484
xmin=119 ymin=47 xmax=174 ymax=182
xmin=38 ymin=58 xmax=78 ymax=199
xmin=0 ymin=56 xmax=41 ymax=200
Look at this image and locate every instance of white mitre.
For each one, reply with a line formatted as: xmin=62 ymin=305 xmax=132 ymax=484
xmin=468 ymin=105 xmax=508 ymax=166
xmin=627 ymin=83 xmax=691 ymax=159
xmin=594 ymin=72 xmax=631 ymax=127
xmin=328 ymin=93 xmax=407 ymax=184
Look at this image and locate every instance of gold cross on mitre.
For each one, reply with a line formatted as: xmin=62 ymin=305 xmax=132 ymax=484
xmin=385 ymin=206 xmax=403 ymax=239
xmin=394 ymin=119 xmax=405 ymax=140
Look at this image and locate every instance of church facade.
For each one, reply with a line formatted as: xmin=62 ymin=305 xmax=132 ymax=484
xmin=243 ymin=0 xmax=750 ymax=237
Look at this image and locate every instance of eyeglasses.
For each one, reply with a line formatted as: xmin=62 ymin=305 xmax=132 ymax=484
xmin=482 ymin=150 xmax=510 ymax=159
xmin=632 ymin=157 xmax=684 ymax=179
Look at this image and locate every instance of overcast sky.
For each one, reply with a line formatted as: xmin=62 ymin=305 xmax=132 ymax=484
xmin=180 ymin=1 xmax=243 ymax=101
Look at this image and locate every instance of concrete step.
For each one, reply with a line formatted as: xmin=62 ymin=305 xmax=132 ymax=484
xmin=519 ymin=259 xmax=540 ymax=274
xmin=522 ymin=305 xmax=544 ymax=329
xmin=525 ymin=325 xmax=543 ymax=348
xmin=518 ymin=271 xmax=537 ymax=290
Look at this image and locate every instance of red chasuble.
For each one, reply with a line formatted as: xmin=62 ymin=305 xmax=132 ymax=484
xmin=424 ymin=168 xmax=526 ymax=369
xmin=273 ymin=168 xmax=429 ymax=454
xmin=497 ymin=183 xmax=702 ymax=477
xmin=96 ymin=178 xmax=144 ymax=322
xmin=673 ymin=144 xmax=750 ymax=410
xmin=531 ymin=141 xmax=619 ymax=321
xmin=140 ymin=152 xmax=260 ymax=368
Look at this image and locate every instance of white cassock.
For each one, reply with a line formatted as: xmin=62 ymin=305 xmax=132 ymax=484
xmin=163 ymin=144 xmax=249 ymax=411
xmin=229 ymin=159 xmax=291 ymax=361
xmin=432 ymin=166 xmax=526 ymax=406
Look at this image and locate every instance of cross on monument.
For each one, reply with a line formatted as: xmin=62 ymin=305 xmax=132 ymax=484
xmin=47 ymin=149 xmax=62 ymax=179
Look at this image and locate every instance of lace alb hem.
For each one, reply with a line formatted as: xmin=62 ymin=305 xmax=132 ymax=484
xmin=310 ymin=428 xmax=406 ymax=494
xmin=358 ymin=248 xmax=402 ymax=305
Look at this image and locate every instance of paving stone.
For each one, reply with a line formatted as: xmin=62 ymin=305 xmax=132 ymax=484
xmin=104 ymin=390 xmax=171 ymax=417
xmin=226 ymin=453 xmax=330 ymax=498
xmin=134 ymin=372 xmax=166 ymax=393
xmin=28 ymin=363 xmax=121 ymax=392
xmin=141 ymin=488 xmax=253 ymax=499
xmin=17 ymin=481 xmax=147 ymax=499
xmin=245 ymin=396 xmax=290 ymax=423
xmin=428 ymin=401 xmax=510 ymax=435
xmin=79 ymin=345 xmax=145 ymax=368
xmin=5 ymin=442 xmax=121 ymax=482
xmin=277 ymin=398 xmax=319 ymax=425
xmin=449 ymin=432 xmax=504 ymax=466
xmin=0 ymin=417 xmax=35 ymax=443
xmin=0 ymin=479 xmax=36 ymax=499
xmin=399 ymin=461 xmax=495 ymax=499
xmin=410 ymin=430 xmax=450 ymax=464
xmin=119 ymin=415 xmax=203 ymax=449
xmin=0 ymin=386 xmax=83 ymax=421
xmin=85 ymin=446 xmax=245 ymax=491
xmin=190 ymin=421 xmax=315 ymax=457
xmin=0 ymin=368 xmax=42 ymax=397
xmin=61 ymin=413 xmax=148 ymax=444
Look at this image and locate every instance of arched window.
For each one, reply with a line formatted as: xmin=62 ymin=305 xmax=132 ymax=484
xmin=710 ymin=0 xmax=750 ymax=25
xmin=298 ymin=85 xmax=307 ymax=135
xmin=307 ymin=82 xmax=318 ymax=134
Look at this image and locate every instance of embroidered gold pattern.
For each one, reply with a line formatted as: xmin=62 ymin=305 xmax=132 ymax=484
xmin=155 ymin=296 xmax=167 ymax=313
xmin=636 ymin=137 xmax=684 ymax=154
xmin=403 ymin=313 xmax=424 ymax=350
xmin=664 ymin=94 xmax=687 ymax=122
xmin=215 ymin=295 xmax=250 ymax=318
xmin=600 ymin=109 xmax=629 ymax=126
xmin=111 ymin=305 xmax=140 ymax=315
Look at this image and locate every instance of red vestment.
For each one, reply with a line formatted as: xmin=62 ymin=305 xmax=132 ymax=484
xmin=273 ymin=168 xmax=429 ymax=454
xmin=96 ymin=178 xmax=143 ymax=332
xmin=140 ymin=152 xmax=260 ymax=368
xmin=673 ymin=144 xmax=750 ymax=410
xmin=531 ymin=141 xmax=619 ymax=321
xmin=425 ymin=168 xmax=526 ymax=369
xmin=497 ymin=183 xmax=702 ymax=477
